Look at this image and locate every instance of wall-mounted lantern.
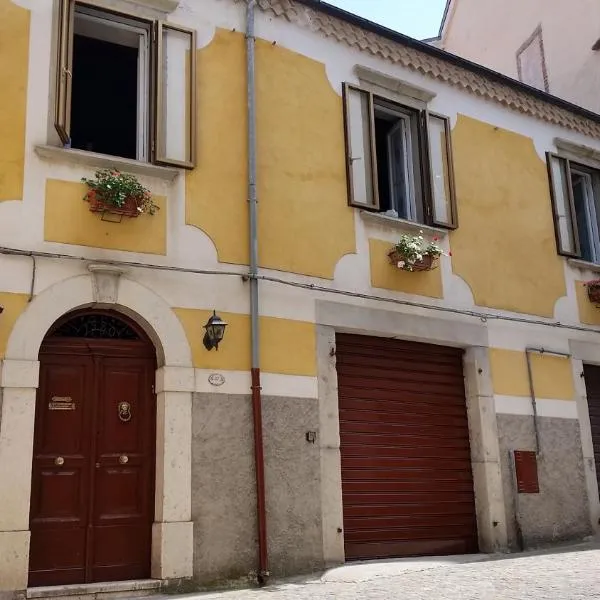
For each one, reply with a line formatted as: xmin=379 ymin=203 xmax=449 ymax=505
xmin=203 ymin=311 xmax=228 ymax=351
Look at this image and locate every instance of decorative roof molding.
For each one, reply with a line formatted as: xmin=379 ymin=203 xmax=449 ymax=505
xmin=230 ymin=0 xmax=600 ymax=138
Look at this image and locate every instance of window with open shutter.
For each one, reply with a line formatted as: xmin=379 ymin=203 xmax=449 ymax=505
xmin=546 ymin=152 xmax=600 ymax=263
xmin=342 ymin=82 xmax=457 ymax=229
xmin=53 ymin=1 xmax=196 ymax=169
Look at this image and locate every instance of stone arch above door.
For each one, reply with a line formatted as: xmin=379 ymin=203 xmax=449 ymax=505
xmin=5 ymin=268 xmax=192 ymax=368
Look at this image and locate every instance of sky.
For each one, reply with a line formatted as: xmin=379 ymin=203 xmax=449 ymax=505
xmin=324 ymin=0 xmax=448 ymax=40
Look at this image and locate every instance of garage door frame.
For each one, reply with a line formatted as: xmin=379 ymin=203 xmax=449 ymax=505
xmin=315 ymin=300 xmax=508 ymax=567
xmin=567 ymin=340 xmax=600 ymax=536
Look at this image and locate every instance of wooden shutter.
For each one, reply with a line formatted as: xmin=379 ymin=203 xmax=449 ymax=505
xmin=154 ymin=21 xmax=197 ymax=169
xmin=343 ymin=84 xmax=379 ymax=210
xmin=425 ymin=113 xmax=458 ymax=229
xmin=546 ymin=153 xmax=580 ymax=257
xmin=419 ymin=111 xmax=457 ymax=229
xmin=55 ymin=0 xmax=75 ymax=145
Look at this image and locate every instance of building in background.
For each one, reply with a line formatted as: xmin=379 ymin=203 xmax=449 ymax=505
xmin=437 ymin=0 xmax=600 ymax=113
xmin=3 ymin=0 xmax=600 ymax=598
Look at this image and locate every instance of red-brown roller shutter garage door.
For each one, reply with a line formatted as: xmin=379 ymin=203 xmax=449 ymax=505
xmin=582 ymin=364 xmax=600 ymax=494
xmin=336 ymin=334 xmax=478 ymax=561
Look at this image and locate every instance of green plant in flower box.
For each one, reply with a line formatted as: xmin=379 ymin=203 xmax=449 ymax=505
xmin=82 ymin=169 xmax=159 ymax=217
xmin=388 ymin=231 xmax=449 ymax=272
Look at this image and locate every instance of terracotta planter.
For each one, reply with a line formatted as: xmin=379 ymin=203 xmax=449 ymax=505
xmin=388 ymin=248 xmax=438 ymax=272
xmin=86 ymin=191 xmax=141 ymax=218
xmin=587 ymin=284 xmax=600 ymax=304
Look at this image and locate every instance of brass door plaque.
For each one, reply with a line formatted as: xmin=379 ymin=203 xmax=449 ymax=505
xmin=49 ymin=396 xmax=76 ymax=411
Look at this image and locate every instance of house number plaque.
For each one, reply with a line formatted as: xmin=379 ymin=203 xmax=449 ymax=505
xmin=208 ymin=373 xmax=225 ymax=386
xmin=49 ymin=397 xmax=76 ymax=411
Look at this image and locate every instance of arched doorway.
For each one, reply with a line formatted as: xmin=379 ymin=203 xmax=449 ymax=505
xmin=28 ymin=310 xmax=157 ymax=587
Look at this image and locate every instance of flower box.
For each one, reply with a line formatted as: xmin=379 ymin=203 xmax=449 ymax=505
xmin=82 ymin=169 xmax=159 ymax=220
xmin=585 ymin=280 xmax=600 ymax=304
xmin=388 ymin=248 xmax=438 ymax=272
xmin=388 ymin=231 xmax=446 ymax=272
xmin=86 ymin=191 xmax=141 ymax=218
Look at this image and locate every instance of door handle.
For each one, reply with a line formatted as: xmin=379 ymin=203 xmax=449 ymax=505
xmin=54 ymin=456 xmax=65 ymax=466
xmin=119 ymin=455 xmax=129 ymax=465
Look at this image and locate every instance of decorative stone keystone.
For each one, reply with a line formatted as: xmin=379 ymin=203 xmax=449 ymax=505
xmin=88 ymin=263 xmax=128 ymax=305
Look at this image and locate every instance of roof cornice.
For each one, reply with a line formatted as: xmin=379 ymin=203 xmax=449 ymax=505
xmin=232 ymin=0 xmax=600 ymax=137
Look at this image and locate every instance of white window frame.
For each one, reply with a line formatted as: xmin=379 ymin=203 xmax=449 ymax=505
xmin=572 ymin=167 xmax=600 ymax=263
xmin=73 ymin=6 xmax=151 ymax=161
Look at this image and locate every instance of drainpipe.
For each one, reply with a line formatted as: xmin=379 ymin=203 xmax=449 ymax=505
xmin=524 ymin=347 xmax=571 ymax=455
xmin=246 ymin=0 xmax=269 ymax=586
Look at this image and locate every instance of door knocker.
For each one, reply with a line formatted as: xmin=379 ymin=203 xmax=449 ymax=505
xmin=118 ymin=401 xmax=132 ymax=423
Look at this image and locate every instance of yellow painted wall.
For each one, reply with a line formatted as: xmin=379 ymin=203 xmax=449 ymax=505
xmin=0 ymin=293 xmax=29 ymax=358
xmin=575 ymin=281 xmax=600 ymax=325
xmin=490 ymin=348 xmax=575 ymax=400
xmin=450 ymin=115 xmax=566 ymax=317
xmin=186 ymin=29 xmax=355 ymax=278
xmin=44 ymin=180 xmax=166 ymax=255
xmin=186 ymin=29 xmax=248 ymax=265
xmin=369 ymin=239 xmax=443 ymax=298
xmin=0 ymin=0 xmax=29 ymax=201
xmin=173 ymin=308 xmax=316 ymax=376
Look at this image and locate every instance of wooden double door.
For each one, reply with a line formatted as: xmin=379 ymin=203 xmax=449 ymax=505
xmin=29 ymin=312 xmax=156 ymax=587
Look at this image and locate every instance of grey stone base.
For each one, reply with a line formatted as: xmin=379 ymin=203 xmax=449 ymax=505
xmin=497 ymin=414 xmax=592 ymax=549
xmin=191 ymin=393 xmax=323 ymax=586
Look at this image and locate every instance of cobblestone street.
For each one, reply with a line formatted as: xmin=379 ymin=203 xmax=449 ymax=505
xmin=175 ymin=544 xmax=600 ymax=600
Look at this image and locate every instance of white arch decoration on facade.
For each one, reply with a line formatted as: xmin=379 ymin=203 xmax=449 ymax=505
xmin=5 ymin=273 xmax=192 ymax=367
xmin=0 ymin=270 xmax=195 ymax=592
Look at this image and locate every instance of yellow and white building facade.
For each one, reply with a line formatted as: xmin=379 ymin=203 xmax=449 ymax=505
xmin=2 ymin=0 xmax=600 ymax=595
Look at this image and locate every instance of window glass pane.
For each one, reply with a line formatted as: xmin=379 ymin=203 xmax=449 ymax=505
xmin=549 ymin=156 xmax=577 ymax=255
xmin=407 ymin=113 xmax=423 ymax=223
xmin=156 ymin=23 xmax=195 ymax=167
xmin=428 ymin=115 xmax=453 ymax=225
xmin=374 ymin=102 xmax=421 ymax=222
xmin=572 ymin=170 xmax=597 ymax=262
xmin=387 ymin=119 xmax=410 ymax=218
xmin=345 ymin=87 xmax=376 ymax=208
